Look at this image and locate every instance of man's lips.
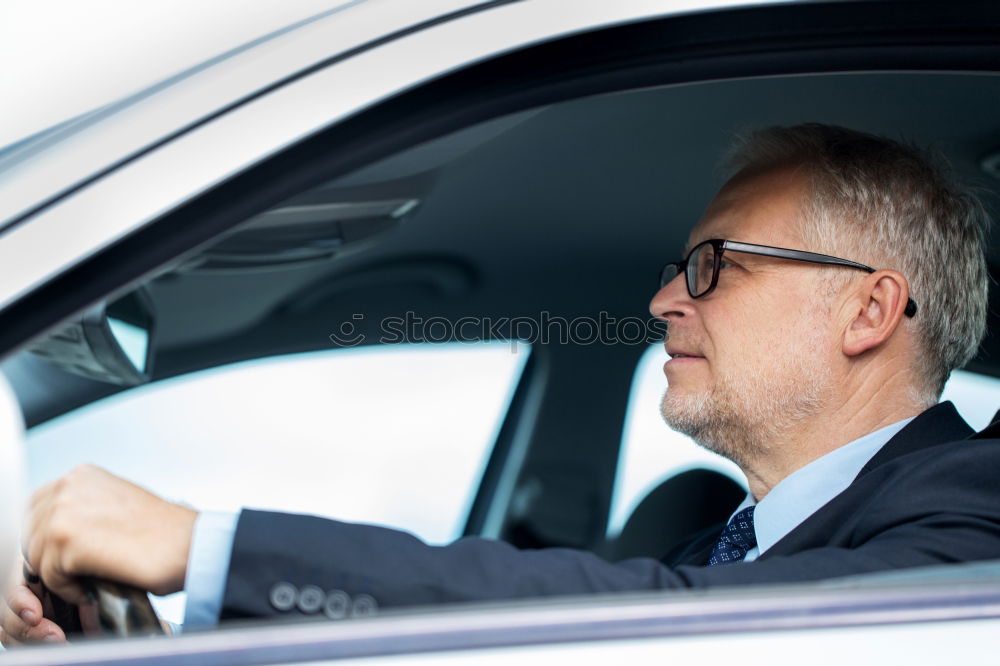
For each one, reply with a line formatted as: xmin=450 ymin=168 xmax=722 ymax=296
xmin=664 ymin=346 xmax=706 ymax=373
xmin=665 ymin=346 xmax=705 ymax=361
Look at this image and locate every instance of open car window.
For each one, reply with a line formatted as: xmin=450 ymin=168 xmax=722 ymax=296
xmin=24 ymin=341 xmax=529 ymax=624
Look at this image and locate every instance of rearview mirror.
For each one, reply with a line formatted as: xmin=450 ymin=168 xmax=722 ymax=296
xmin=28 ymin=288 xmax=156 ymax=386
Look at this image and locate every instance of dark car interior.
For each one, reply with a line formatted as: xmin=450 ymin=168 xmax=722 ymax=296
xmin=3 ymin=3 xmax=1000 ymax=575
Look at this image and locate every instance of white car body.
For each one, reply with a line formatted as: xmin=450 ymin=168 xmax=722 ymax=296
xmin=2 ymin=1 xmax=999 ymax=663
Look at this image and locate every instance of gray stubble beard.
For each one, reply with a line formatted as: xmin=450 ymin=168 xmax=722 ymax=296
xmin=659 ymin=343 xmax=832 ymax=470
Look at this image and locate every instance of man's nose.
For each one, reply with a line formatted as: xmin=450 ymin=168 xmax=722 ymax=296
xmin=649 ymin=272 xmax=695 ymax=321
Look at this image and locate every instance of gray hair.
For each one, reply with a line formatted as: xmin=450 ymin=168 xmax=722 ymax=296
xmin=725 ymin=124 xmax=990 ymax=401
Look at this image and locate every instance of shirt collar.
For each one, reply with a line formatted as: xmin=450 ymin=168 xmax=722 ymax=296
xmin=733 ymin=416 xmax=915 ymax=555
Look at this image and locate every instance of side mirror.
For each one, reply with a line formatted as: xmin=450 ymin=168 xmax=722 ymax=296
xmin=28 ymin=289 xmax=155 ymax=386
xmin=0 ymin=374 xmax=25 ymax=583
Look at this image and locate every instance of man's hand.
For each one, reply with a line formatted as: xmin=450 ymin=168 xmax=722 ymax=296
xmin=0 ymin=562 xmax=66 ymax=647
xmin=23 ymin=465 xmax=197 ymax=607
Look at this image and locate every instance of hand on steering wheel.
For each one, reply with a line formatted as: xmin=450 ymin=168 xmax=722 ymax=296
xmin=2 ymin=560 xmax=164 ymax=645
xmin=3 ymin=464 xmax=195 ymax=645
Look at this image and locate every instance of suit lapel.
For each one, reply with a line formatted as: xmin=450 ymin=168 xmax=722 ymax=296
xmin=664 ymin=403 xmax=974 ymax=566
xmin=760 ymin=401 xmax=973 ymax=559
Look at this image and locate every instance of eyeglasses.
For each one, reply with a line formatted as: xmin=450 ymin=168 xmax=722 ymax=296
xmin=659 ymin=239 xmax=918 ymax=318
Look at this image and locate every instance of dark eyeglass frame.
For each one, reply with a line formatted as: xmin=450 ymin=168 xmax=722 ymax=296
xmin=659 ymin=239 xmax=918 ymax=318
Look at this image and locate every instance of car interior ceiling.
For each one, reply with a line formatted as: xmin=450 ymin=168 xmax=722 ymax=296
xmin=5 ymin=71 xmax=1000 ymax=555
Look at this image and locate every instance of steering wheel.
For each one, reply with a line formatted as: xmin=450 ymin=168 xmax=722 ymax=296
xmin=25 ymin=566 xmax=164 ymax=638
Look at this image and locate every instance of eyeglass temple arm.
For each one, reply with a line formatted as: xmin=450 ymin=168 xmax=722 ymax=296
xmin=721 ymin=241 xmax=917 ymax=317
xmin=721 ymin=241 xmax=872 ymax=270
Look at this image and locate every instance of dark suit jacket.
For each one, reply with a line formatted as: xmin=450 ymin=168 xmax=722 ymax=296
xmin=220 ymin=402 xmax=1000 ymax=620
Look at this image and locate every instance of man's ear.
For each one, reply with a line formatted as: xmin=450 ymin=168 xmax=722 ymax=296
xmin=842 ymin=270 xmax=911 ymax=357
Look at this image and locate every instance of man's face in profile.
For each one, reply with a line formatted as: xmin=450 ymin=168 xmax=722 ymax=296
xmin=650 ymin=166 xmax=840 ymax=466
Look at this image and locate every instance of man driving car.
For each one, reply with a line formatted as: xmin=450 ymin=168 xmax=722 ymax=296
xmin=5 ymin=123 xmax=1000 ymax=642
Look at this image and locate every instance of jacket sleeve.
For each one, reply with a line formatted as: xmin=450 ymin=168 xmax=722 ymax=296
xmin=220 ymin=439 xmax=1000 ymax=621
xmin=221 ymin=509 xmax=696 ymax=620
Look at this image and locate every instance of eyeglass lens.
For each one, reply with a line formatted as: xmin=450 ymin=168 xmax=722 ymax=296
xmin=660 ymin=264 xmax=679 ymax=289
xmin=690 ymin=242 xmax=716 ymax=297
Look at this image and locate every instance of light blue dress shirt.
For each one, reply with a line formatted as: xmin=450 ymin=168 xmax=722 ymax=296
xmin=182 ymin=416 xmax=914 ymax=626
xmin=734 ymin=416 xmax=913 ymax=563
xmin=184 ymin=511 xmax=239 ymax=628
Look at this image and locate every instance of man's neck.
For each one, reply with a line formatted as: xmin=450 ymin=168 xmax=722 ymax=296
xmin=741 ymin=392 xmax=927 ymax=501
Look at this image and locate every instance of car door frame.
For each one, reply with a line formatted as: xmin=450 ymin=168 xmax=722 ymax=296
xmin=2 ymin=4 xmax=1000 ymax=661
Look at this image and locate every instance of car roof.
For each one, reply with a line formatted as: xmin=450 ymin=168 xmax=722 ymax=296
xmin=0 ymin=0 xmax=370 ymax=149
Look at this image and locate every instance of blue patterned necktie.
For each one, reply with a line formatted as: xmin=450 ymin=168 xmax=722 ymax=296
xmin=707 ymin=505 xmax=757 ymax=566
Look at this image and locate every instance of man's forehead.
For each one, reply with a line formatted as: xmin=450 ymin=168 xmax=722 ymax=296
xmin=684 ymin=216 xmax=802 ymax=256
xmin=683 ymin=168 xmax=810 ymax=253
xmin=685 ymin=214 xmax=761 ymax=251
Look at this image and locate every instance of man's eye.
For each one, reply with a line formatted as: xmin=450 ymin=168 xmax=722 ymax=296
xmin=719 ymin=259 xmax=733 ymax=269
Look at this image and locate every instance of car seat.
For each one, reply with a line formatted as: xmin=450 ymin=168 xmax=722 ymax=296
xmin=602 ymin=468 xmax=745 ymax=561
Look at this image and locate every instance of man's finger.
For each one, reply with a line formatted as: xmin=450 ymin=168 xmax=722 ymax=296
xmin=1 ymin=585 xmax=35 ymax=643
xmin=0 ymin=606 xmax=22 ymax=647
xmin=22 ymin=486 xmax=57 ymax=569
xmin=34 ymin=618 xmax=67 ymax=643
xmin=1 ymin=597 xmax=67 ymax=645
xmin=4 ymin=581 xmax=44 ymax=628
xmin=5 ymin=618 xmax=66 ymax=645
xmin=33 ymin=560 xmax=88 ymax=608
xmin=0 ymin=625 xmax=23 ymax=647
xmin=5 ymin=624 xmax=67 ymax=646
xmin=22 ymin=494 xmax=89 ymax=607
